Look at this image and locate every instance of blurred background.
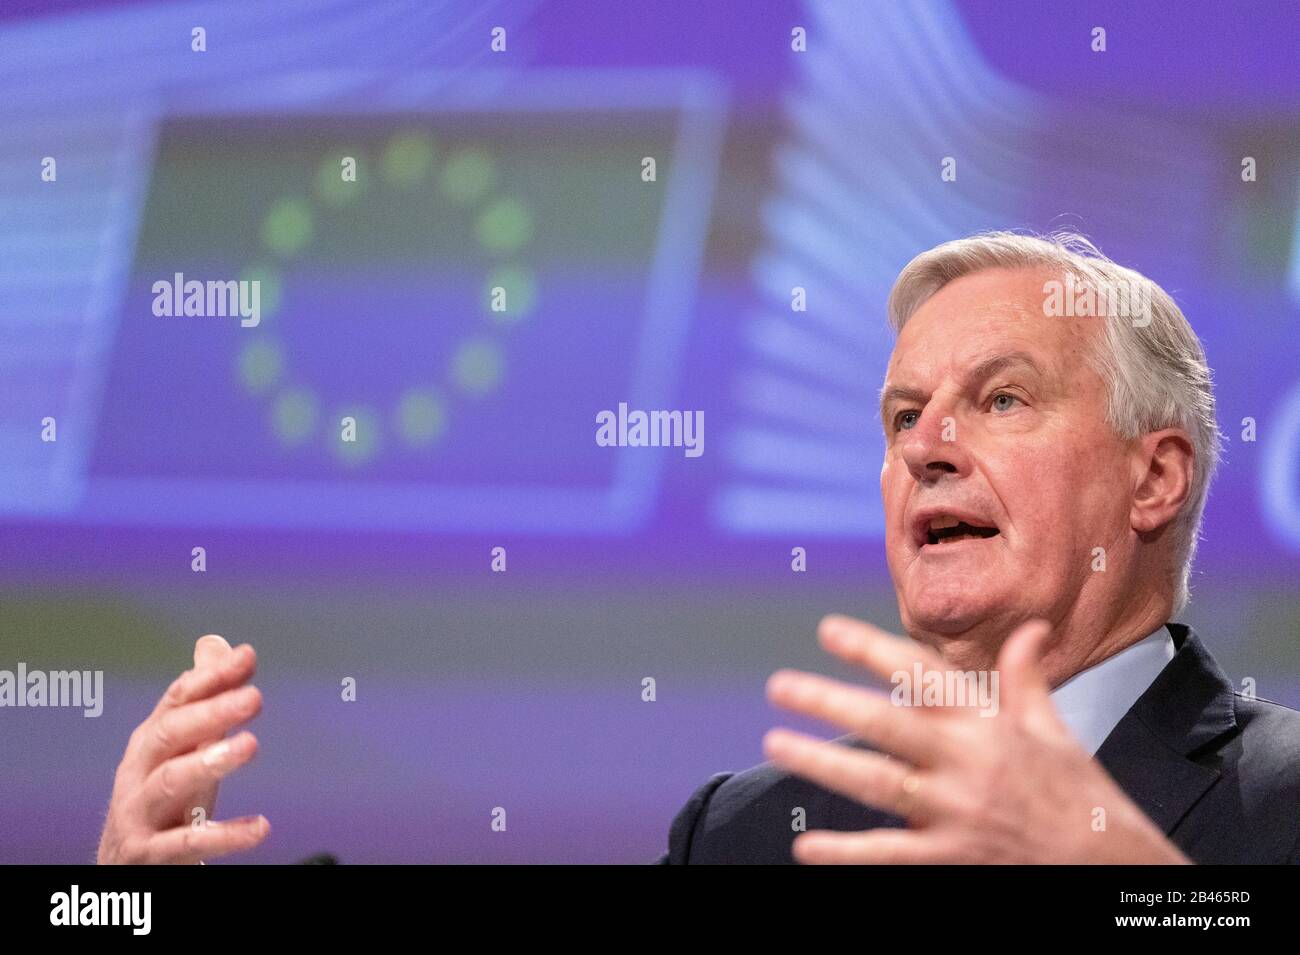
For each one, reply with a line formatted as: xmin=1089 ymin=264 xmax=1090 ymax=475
xmin=1 ymin=0 xmax=1298 ymax=863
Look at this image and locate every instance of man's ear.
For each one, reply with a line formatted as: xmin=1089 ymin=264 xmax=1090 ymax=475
xmin=1130 ymin=428 xmax=1195 ymax=534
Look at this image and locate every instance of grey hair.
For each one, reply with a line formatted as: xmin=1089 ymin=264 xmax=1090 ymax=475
xmin=886 ymin=230 xmax=1223 ymax=617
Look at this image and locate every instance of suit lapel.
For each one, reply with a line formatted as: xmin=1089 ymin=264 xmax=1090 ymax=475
xmin=1094 ymin=624 xmax=1237 ymax=835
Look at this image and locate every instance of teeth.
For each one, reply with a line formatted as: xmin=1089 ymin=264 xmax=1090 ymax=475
xmin=929 ymin=515 xmax=961 ymax=531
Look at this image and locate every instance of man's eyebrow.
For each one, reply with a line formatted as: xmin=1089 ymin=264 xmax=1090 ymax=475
xmin=965 ymin=351 xmax=1044 ymax=387
xmin=878 ymin=384 xmax=928 ymax=423
xmin=878 ymin=351 xmax=1045 ymax=423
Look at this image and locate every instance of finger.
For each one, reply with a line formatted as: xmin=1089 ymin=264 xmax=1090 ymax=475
xmin=817 ymin=614 xmax=946 ymax=681
xmin=145 ymin=814 xmax=270 ymax=864
xmin=193 ymin=633 xmax=233 ymax=671
xmin=155 ymin=644 xmax=256 ymax=715
xmin=182 ymin=638 xmax=251 ymax=816
xmin=766 ymin=669 xmax=941 ymax=765
xmin=763 ymin=727 xmax=931 ymax=821
xmin=140 ymin=731 xmax=258 ymax=826
xmin=163 ymin=646 xmax=256 ymax=820
xmin=996 ymin=619 xmax=1054 ymax=720
xmin=134 ymin=685 xmax=262 ymax=768
xmin=792 ymin=828 xmax=947 ymax=865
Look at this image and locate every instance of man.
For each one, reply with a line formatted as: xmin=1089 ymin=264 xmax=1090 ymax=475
xmin=657 ymin=232 xmax=1300 ymax=864
xmin=96 ymin=231 xmax=1300 ymax=865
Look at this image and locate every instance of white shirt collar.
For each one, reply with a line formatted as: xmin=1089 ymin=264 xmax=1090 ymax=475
xmin=1049 ymin=625 xmax=1176 ymax=755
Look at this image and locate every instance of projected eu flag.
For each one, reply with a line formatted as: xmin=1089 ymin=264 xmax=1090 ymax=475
xmin=86 ymin=74 xmax=725 ymax=531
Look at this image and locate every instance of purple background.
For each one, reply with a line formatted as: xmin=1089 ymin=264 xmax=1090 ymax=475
xmin=0 ymin=0 xmax=1298 ymax=863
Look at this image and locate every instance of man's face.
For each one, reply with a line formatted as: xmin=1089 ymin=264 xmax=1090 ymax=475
xmin=881 ymin=267 xmax=1135 ymax=642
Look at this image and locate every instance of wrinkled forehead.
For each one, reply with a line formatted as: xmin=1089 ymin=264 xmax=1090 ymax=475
xmin=885 ymin=267 xmax=1100 ymax=383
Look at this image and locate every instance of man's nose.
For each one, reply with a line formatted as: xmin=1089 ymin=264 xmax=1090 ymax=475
xmin=899 ymin=408 xmax=971 ymax=483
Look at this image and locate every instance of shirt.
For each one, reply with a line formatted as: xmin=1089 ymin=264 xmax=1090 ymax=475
xmin=1049 ymin=624 xmax=1176 ymax=755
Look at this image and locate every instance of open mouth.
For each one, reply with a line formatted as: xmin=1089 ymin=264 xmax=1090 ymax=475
xmin=916 ymin=514 xmax=1001 ymax=548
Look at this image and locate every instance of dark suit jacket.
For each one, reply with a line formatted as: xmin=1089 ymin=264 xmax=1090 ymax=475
xmin=656 ymin=623 xmax=1300 ymax=864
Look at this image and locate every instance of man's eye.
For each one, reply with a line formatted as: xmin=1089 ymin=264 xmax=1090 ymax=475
xmin=895 ymin=410 xmax=919 ymax=431
xmin=990 ymin=393 xmax=1020 ymax=413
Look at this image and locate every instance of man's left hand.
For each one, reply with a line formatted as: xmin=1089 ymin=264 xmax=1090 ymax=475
xmin=763 ymin=614 xmax=1192 ymax=864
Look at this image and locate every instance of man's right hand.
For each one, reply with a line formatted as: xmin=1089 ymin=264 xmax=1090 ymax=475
xmin=96 ymin=634 xmax=270 ymax=864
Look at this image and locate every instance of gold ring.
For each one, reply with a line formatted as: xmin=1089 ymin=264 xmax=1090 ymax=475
xmin=896 ymin=773 xmax=922 ymax=817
